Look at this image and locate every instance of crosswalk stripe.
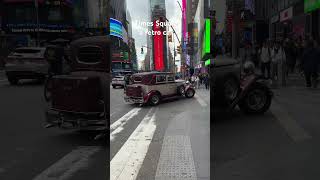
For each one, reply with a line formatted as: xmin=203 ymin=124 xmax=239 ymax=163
xmin=110 ymin=107 xmax=157 ymax=180
xmin=33 ymin=146 xmax=101 ymax=180
xmin=110 ymin=108 xmax=141 ymax=142
xmin=195 ymin=93 xmax=208 ymax=107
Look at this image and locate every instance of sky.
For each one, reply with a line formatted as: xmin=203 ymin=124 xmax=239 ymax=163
xmin=127 ymin=0 xmax=182 ymax=69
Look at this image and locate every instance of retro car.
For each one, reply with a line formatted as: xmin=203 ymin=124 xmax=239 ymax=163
xmin=124 ymin=72 xmax=195 ymax=106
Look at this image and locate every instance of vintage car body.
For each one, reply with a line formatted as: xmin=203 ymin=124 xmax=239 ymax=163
xmin=45 ymin=36 xmax=110 ymax=130
xmin=124 ymin=72 xmax=195 ymax=105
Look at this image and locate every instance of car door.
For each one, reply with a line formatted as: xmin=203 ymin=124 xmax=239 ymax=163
xmin=166 ymin=75 xmax=177 ymax=95
xmin=155 ymin=75 xmax=169 ymax=96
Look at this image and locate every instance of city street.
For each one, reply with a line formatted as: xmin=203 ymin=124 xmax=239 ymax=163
xmin=0 ymin=71 xmax=106 ymax=180
xmin=110 ymin=85 xmax=210 ymax=180
xmin=214 ymin=72 xmax=320 ymax=180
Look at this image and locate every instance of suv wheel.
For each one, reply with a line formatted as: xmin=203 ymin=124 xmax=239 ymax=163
xmin=149 ymin=93 xmax=160 ymax=106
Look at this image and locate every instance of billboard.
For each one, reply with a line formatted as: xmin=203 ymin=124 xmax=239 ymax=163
xmin=201 ymin=19 xmax=211 ymax=61
xmin=305 ymin=0 xmax=320 ymax=13
xmin=153 ymin=19 xmax=164 ymax=71
xmin=110 ymin=18 xmax=123 ymax=39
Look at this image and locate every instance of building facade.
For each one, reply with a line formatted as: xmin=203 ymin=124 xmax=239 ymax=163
xmin=149 ymin=0 xmax=168 ymax=72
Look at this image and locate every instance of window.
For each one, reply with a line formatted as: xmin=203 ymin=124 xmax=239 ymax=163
xmin=77 ymin=46 xmax=102 ymax=64
xmin=133 ymin=76 xmax=142 ymax=82
xmin=167 ymin=75 xmax=174 ymax=82
xmin=156 ymin=75 xmax=166 ymax=83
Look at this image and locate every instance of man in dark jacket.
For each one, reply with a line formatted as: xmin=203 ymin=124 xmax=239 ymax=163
xmin=301 ymin=40 xmax=319 ymax=88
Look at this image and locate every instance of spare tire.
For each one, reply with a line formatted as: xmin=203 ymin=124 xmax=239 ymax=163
xmin=215 ymin=76 xmax=239 ymax=105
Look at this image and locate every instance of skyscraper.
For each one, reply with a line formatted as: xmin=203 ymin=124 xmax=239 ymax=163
xmin=150 ymin=0 xmax=168 ymax=71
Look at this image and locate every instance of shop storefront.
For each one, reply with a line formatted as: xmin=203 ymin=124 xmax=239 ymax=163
xmin=270 ymin=15 xmax=279 ymax=40
xmin=292 ymin=1 xmax=306 ymax=39
xmin=279 ymin=7 xmax=293 ymax=39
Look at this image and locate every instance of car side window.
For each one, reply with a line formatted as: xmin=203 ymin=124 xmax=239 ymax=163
xmin=156 ymin=75 xmax=166 ymax=84
xmin=167 ymin=75 xmax=174 ymax=82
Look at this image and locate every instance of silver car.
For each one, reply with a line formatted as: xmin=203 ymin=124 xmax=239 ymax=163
xmin=5 ymin=47 xmax=48 ymax=85
xmin=112 ymin=76 xmax=125 ymax=88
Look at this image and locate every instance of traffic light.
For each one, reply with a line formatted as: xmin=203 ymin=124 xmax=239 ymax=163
xmin=168 ymin=33 xmax=173 ymax=42
xmin=177 ymin=45 xmax=181 ymax=54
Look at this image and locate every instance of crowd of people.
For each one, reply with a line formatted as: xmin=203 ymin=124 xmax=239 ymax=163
xmin=243 ymin=36 xmax=320 ymax=88
xmin=189 ymin=73 xmax=210 ymax=90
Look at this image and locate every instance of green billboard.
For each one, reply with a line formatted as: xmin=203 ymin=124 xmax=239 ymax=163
xmin=305 ymin=0 xmax=320 ymax=13
xmin=201 ymin=19 xmax=211 ymax=61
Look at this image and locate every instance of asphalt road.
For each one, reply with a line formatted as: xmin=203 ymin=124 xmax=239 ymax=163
xmin=110 ymin=85 xmax=210 ymax=180
xmin=0 ymin=71 xmax=210 ymax=180
xmin=214 ymin=73 xmax=320 ymax=180
xmin=0 ymin=72 xmax=106 ymax=180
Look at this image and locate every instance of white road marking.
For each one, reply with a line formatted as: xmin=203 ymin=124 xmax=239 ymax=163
xmin=110 ymin=108 xmax=157 ymax=180
xmin=195 ymin=93 xmax=208 ymax=107
xmin=271 ymin=101 xmax=311 ymax=142
xmin=33 ymin=146 xmax=101 ymax=180
xmin=110 ymin=108 xmax=141 ymax=142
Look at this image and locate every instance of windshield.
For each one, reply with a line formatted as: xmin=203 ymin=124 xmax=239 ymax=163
xmin=12 ymin=49 xmax=42 ymax=54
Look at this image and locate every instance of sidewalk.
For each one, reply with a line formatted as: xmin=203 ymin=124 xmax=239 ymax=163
xmin=195 ymin=86 xmax=210 ymax=105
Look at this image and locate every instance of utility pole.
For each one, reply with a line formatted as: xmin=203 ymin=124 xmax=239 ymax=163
xmin=232 ymin=0 xmax=240 ymax=59
xmin=35 ymin=0 xmax=40 ymax=46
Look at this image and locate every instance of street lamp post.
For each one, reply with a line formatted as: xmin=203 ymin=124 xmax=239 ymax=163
xmin=35 ymin=0 xmax=40 ymax=46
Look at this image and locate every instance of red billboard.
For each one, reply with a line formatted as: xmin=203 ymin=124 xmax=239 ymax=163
xmin=153 ymin=20 xmax=164 ymax=71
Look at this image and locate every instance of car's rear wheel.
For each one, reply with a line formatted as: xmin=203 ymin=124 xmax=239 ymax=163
xmin=149 ymin=93 xmax=160 ymax=106
xmin=185 ymin=89 xmax=195 ymax=98
xmin=44 ymin=77 xmax=53 ymax=102
xmin=112 ymin=85 xmax=116 ymax=89
xmin=8 ymin=77 xmax=18 ymax=85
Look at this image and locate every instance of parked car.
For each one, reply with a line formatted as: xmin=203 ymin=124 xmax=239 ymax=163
xmin=124 ymin=72 xmax=195 ymax=106
xmin=4 ymin=47 xmax=48 ymax=84
xmin=112 ymin=75 xmax=125 ymax=88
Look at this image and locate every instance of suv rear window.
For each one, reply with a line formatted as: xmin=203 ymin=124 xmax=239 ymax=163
xmin=13 ymin=49 xmax=42 ymax=54
xmin=133 ymin=76 xmax=142 ymax=82
xmin=77 ymin=46 xmax=103 ymax=63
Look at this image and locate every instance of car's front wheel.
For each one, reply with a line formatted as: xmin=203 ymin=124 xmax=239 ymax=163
xmin=149 ymin=93 xmax=160 ymax=106
xmin=185 ymin=89 xmax=195 ymax=98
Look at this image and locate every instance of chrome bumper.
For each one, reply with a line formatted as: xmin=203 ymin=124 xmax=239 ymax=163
xmin=45 ymin=109 xmax=106 ymax=130
xmin=124 ymin=96 xmax=144 ymax=104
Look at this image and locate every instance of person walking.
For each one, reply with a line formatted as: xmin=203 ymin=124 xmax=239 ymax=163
xmin=301 ymin=40 xmax=319 ymax=88
xmin=204 ymin=74 xmax=209 ymax=90
xmin=259 ymin=42 xmax=271 ymax=79
xmin=195 ymin=75 xmax=200 ymax=89
xmin=273 ymin=43 xmax=286 ymax=86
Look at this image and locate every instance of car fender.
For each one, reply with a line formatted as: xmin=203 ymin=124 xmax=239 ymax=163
xmin=144 ymin=90 xmax=161 ymax=103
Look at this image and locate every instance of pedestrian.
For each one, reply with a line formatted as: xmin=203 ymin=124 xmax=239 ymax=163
xmin=272 ymin=42 xmax=286 ymax=85
xmin=204 ymin=74 xmax=209 ymax=90
xmin=301 ymin=40 xmax=319 ymax=88
xmin=195 ymin=75 xmax=200 ymax=89
xmin=259 ymin=41 xmax=271 ymax=79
